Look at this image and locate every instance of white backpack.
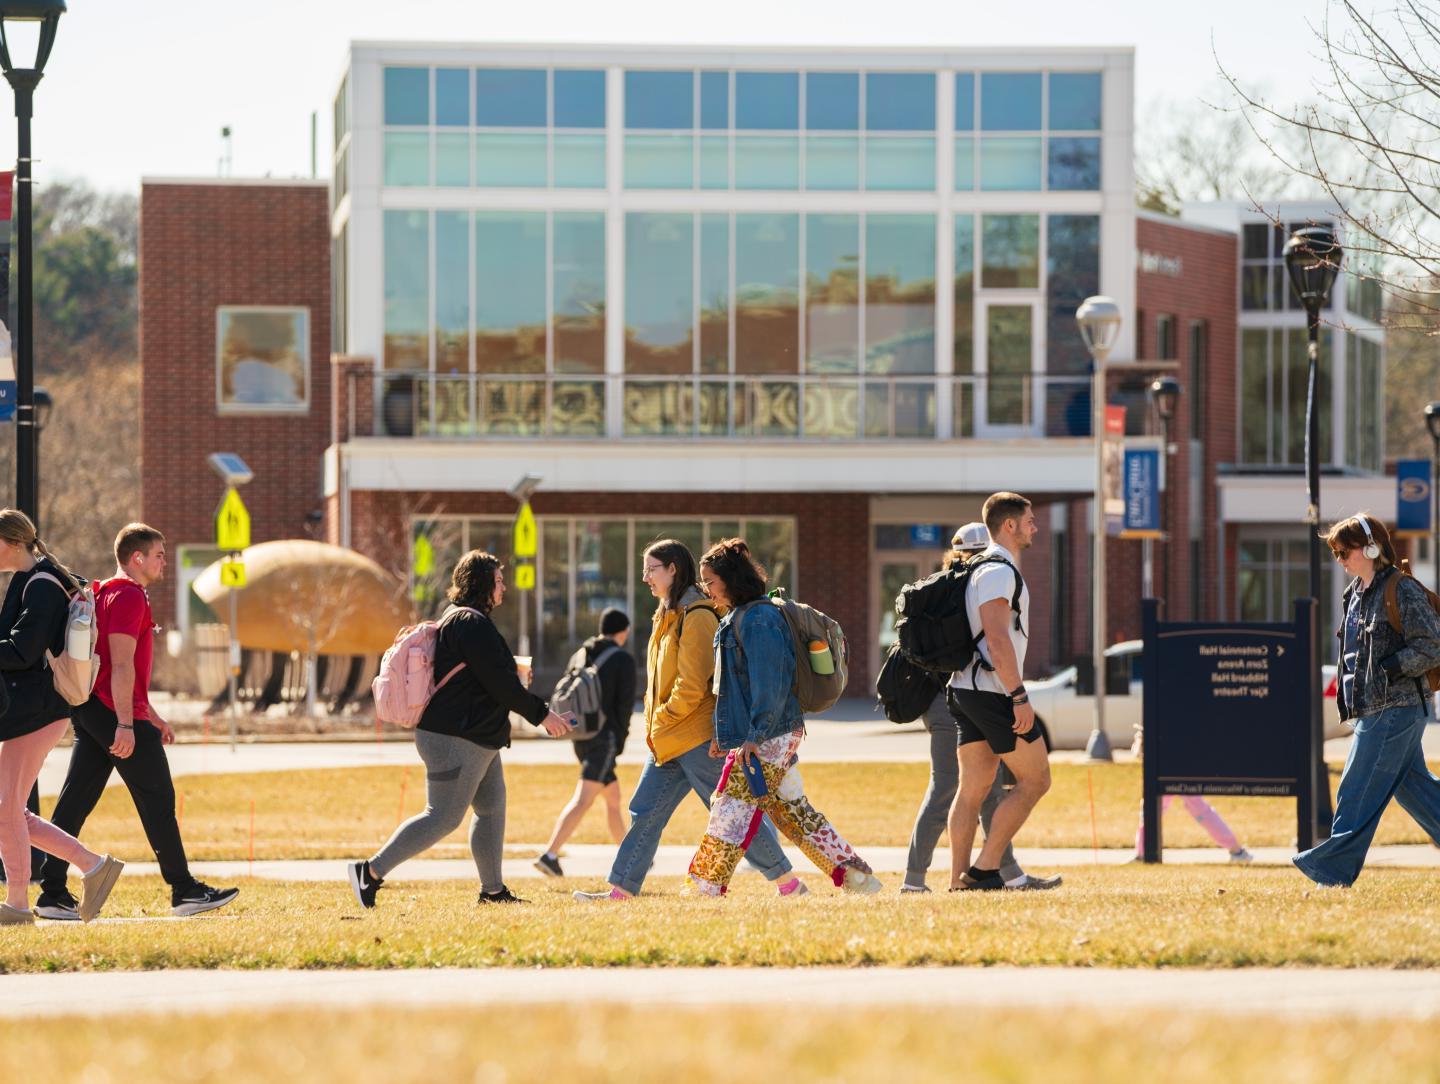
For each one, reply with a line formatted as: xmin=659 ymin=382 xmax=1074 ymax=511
xmin=548 ymin=643 xmax=623 ymax=741
xmin=23 ymin=571 xmax=100 ymax=707
xmin=371 ymin=606 xmax=480 ymax=729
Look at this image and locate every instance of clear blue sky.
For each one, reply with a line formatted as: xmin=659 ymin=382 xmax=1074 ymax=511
xmin=0 ymin=0 xmax=1331 ymax=194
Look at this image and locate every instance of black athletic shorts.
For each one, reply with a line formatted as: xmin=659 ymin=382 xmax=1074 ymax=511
xmin=947 ymin=687 xmax=1042 ymax=755
xmin=574 ymin=730 xmax=618 ymax=785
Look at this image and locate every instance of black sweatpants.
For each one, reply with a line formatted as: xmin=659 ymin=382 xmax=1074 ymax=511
xmin=39 ymin=696 xmax=193 ymax=895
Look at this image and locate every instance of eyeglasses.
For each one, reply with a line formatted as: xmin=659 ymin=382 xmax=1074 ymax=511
xmin=641 ymin=563 xmax=665 ymax=576
xmin=1332 ymin=549 xmax=1351 ymax=562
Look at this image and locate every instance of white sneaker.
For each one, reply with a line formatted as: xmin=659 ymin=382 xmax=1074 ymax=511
xmin=1229 ymin=848 xmax=1255 ymax=863
xmin=842 ymin=869 xmax=883 ymax=895
xmin=573 ymin=888 xmax=623 ymax=902
xmin=900 ymin=883 xmax=931 ymax=894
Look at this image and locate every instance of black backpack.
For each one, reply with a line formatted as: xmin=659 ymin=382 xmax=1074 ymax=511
xmin=875 ymin=641 xmax=946 ymax=724
xmin=894 ymin=555 xmax=1024 ymax=675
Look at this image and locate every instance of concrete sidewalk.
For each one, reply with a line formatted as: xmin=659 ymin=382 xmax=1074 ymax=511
xmin=113 ymin=841 xmax=1440 ymax=886
xmin=3 ymin=966 xmax=1440 ymax=1020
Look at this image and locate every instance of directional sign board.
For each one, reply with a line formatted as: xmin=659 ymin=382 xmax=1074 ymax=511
xmin=220 ymin=560 xmax=246 ymax=588
xmin=514 ymin=563 xmax=536 ymax=590
xmin=215 ymin=488 xmax=251 ymax=552
xmin=513 ymin=501 xmax=537 ymax=559
xmin=1140 ymin=598 xmax=1317 ymax=860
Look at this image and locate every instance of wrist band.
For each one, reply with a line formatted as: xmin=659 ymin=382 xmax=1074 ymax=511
xmin=1008 ymin=684 xmax=1025 ymax=698
xmin=115 ymin=723 xmax=134 ymax=731
xmin=1011 ymin=694 xmax=1029 ymax=706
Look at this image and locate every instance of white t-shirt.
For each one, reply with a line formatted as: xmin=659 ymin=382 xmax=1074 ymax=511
xmin=948 ymin=542 xmax=1029 ymax=695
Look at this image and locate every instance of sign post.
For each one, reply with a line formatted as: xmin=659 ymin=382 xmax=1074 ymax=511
xmin=1141 ymin=597 xmax=1318 ymax=861
xmin=215 ymin=485 xmax=252 ymax=751
xmin=512 ymin=500 xmax=537 ymax=654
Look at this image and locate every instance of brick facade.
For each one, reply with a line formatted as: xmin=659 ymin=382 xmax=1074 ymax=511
xmin=139 ymin=180 xmax=332 ymax=624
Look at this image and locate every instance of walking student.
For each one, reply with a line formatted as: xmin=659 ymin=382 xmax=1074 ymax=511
xmin=36 ymin=523 xmax=236 ymax=920
xmin=687 ymin=539 xmax=881 ymax=896
xmin=349 ymin=550 xmax=574 ymax=909
xmin=946 ymin=493 xmax=1053 ymax=891
xmin=1293 ymin=514 xmax=1440 ymax=887
xmin=0 ymin=510 xmax=123 ymax=924
xmin=574 ymin=539 xmax=799 ymax=901
xmin=534 ymin=608 xmax=638 ymax=876
xmin=902 ymin=522 xmax=1060 ymax=893
xmin=1131 ymin=724 xmax=1252 ymax=862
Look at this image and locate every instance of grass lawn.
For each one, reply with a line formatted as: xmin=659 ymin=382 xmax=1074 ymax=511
xmin=2 ymin=868 xmax=1439 ymax=972
xmin=6 ymin=1004 xmax=1440 ymax=1083
xmin=57 ymin=760 xmax=1439 ymax=862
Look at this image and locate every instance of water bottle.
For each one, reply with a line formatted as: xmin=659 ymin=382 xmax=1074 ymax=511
xmin=66 ymin=610 xmax=92 ymax=662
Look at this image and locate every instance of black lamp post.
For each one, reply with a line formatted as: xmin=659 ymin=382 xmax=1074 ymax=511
xmin=1425 ymin=402 xmax=1440 ymax=586
xmin=1149 ymin=376 xmax=1182 ymax=611
xmin=32 ymin=382 xmax=48 ymax=528
xmin=1284 ymin=224 xmax=1343 ymax=839
xmin=0 ymin=0 xmax=64 ymax=524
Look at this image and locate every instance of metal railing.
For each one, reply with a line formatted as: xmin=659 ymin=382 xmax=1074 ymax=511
xmin=346 ymin=370 xmax=1096 ymax=442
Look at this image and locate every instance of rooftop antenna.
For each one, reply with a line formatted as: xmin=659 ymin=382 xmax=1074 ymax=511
xmin=219 ymin=125 xmax=233 ymax=177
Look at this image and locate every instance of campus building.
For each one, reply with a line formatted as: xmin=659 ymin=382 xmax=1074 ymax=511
xmin=136 ymin=42 xmax=1389 ymax=699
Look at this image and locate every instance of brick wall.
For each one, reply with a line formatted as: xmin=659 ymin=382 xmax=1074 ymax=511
xmin=139 ymin=181 xmax=332 ymax=623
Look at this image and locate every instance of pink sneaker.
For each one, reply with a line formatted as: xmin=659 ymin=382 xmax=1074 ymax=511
xmin=777 ymin=877 xmax=808 ymax=897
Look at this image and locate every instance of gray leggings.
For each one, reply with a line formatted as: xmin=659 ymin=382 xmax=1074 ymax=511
xmin=370 ymin=729 xmax=507 ymax=893
xmin=904 ymin=703 xmax=1020 ymax=885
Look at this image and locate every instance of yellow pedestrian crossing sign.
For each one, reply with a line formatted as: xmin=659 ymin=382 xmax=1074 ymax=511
xmin=215 ymin=488 xmax=251 ymax=552
xmin=513 ymin=501 xmax=537 ymax=559
xmin=220 ymin=560 xmax=246 ymax=588
xmin=514 ymin=563 xmax=536 ymax=590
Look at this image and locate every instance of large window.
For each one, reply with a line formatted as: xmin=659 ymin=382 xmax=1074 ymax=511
xmin=1241 ymin=220 xmax=1335 ymax=312
xmin=1237 ymin=534 xmax=1337 ymax=635
xmin=216 ymin=307 xmax=309 ymax=414
xmin=1238 ymin=327 xmax=1334 ymax=466
xmin=959 ymin=70 xmax=1100 ymax=192
xmin=621 ymin=68 xmax=935 ymax=191
xmin=410 ymin=515 xmax=797 ymax=682
xmin=382 ymin=65 xmax=606 ymax=189
xmin=1346 ymin=333 xmax=1384 ymax=471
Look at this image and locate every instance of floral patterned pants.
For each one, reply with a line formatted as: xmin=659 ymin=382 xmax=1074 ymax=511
xmin=687 ymin=729 xmax=872 ymax=896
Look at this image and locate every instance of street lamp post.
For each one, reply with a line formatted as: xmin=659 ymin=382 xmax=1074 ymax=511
xmin=1425 ymin=402 xmax=1440 ymax=586
xmin=1077 ymin=296 xmax=1123 ymax=762
xmin=1283 ymin=225 xmax=1342 ymax=839
xmin=1149 ymin=376 xmax=1182 ymax=611
xmin=0 ymin=1 xmax=64 ymax=524
xmin=31 ymin=382 xmax=48 ymax=529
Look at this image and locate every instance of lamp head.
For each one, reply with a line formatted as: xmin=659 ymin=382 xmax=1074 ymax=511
xmin=1149 ymin=376 xmax=1182 ymax=422
xmin=1283 ymin=225 xmax=1343 ymax=316
xmin=1075 ymin=295 xmax=1123 ymax=361
xmin=208 ymin=452 xmax=254 ymax=488
xmin=508 ymin=473 xmax=542 ymax=504
xmin=0 ymin=0 xmax=64 ymax=75
xmin=1426 ymin=401 xmax=1440 ymax=443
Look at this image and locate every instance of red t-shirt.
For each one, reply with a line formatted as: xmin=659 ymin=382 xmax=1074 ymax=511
xmin=93 ymin=576 xmax=154 ymax=721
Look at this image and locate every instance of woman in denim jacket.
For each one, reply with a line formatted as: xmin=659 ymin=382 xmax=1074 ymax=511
xmin=1293 ymin=514 xmax=1440 ymax=887
xmin=686 ymin=538 xmax=881 ymax=896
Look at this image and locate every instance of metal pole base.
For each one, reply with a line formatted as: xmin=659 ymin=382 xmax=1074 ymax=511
xmin=1085 ymin=728 xmax=1114 ymax=762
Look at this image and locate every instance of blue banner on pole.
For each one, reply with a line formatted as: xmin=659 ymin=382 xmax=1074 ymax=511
xmin=1122 ymin=447 xmax=1161 ymax=536
xmin=1396 ymin=459 xmax=1432 ymax=535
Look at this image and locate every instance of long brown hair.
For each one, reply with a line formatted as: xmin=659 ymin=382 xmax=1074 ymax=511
xmin=0 ymin=508 xmax=81 ymax=592
xmin=644 ymin=538 xmax=699 ymax=614
xmin=1322 ymin=513 xmax=1398 ymax=572
xmin=700 ymin=538 xmax=768 ymax=606
xmin=447 ymin=549 xmax=503 ymax=614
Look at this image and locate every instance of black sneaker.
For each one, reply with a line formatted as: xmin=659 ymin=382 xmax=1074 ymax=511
xmin=172 ymin=882 xmax=240 ymax=917
xmin=532 ymin=853 xmax=563 ymax=878
xmin=950 ymin=872 xmax=1005 ymax=891
xmin=348 ymin=860 xmax=383 ymax=909
xmin=478 ymin=885 xmax=526 ymax=904
xmin=34 ymin=887 xmax=80 ymax=922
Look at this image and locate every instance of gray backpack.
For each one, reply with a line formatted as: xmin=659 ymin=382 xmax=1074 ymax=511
xmin=549 ymin=643 xmax=623 ymax=741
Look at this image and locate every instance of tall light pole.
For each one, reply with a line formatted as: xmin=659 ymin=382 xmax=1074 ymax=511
xmin=31 ymin=381 xmax=47 ymax=528
xmin=1283 ymin=225 xmax=1342 ymax=838
xmin=0 ymin=1 xmax=64 ymax=524
xmin=1149 ymin=376 xmax=1181 ymax=612
xmin=1077 ymin=296 xmax=1123 ymax=762
xmin=1425 ymin=402 xmax=1440 ymax=587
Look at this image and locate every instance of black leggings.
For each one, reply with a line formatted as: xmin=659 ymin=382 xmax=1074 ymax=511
xmin=39 ymin=697 xmax=193 ymax=894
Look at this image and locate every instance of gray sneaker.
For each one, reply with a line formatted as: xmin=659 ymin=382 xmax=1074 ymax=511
xmin=1229 ymin=848 xmax=1255 ymax=863
xmin=79 ymin=855 xmax=125 ymax=922
xmin=0 ymin=902 xmax=34 ymax=925
xmin=1005 ymin=873 xmax=1063 ymax=891
xmin=900 ymin=883 xmax=932 ymax=894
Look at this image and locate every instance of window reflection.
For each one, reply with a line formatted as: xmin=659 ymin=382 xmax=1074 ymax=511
xmin=699 ymin=214 xmax=730 ymax=373
xmin=475 ymin=212 xmax=546 ymax=374
xmin=626 ymin=214 xmax=694 ymax=374
xmin=735 ymin=214 xmax=799 ymax=374
xmin=981 ymin=214 xmax=1040 ymax=289
xmin=866 ymin=214 xmax=936 ymax=375
xmin=805 ymin=214 xmax=860 ymax=373
xmin=383 ymin=210 xmax=428 ymax=369
xmin=980 ymin=137 xmax=1042 ymax=190
xmin=384 ymin=68 xmax=429 ymax=126
xmin=981 ymin=72 xmax=1042 ymax=130
xmin=554 ymin=70 xmax=606 ymax=128
xmin=553 ymin=213 xmax=606 ymax=373
xmin=625 ymin=71 xmax=693 ymax=128
xmin=435 ymin=212 xmax=469 ymax=374
xmin=1047 ymin=137 xmax=1100 ymax=190
xmin=865 ymin=73 xmax=935 ymax=131
xmin=1048 ymin=72 xmax=1102 ymax=129
xmin=383 ymin=133 xmax=429 ymax=186
xmin=435 ymin=69 xmax=469 ymax=126
xmin=806 ymin=72 xmax=859 ymax=129
xmin=735 ymin=71 xmax=799 ymax=129
xmin=475 ymin=69 xmax=546 ymax=126
xmin=865 ymin=137 xmax=935 ymax=190
xmin=1046 ymin=215 xmax=1099 ymax=374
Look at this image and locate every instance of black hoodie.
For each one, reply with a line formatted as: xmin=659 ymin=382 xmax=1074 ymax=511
xmin=417 ymin=605 xmax=548 ymax=748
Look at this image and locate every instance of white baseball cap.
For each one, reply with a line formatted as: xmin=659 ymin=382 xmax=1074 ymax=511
xmin=952 ymin=522 xmax=990 ymax=552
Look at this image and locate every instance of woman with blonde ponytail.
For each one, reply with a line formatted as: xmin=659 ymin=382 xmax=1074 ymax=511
xmin=0 ymin=509 xmax=123 ymax=924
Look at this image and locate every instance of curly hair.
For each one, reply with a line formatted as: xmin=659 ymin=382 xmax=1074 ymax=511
xmin=448 ymin=549 xmax=503 ymax=614
xmin=700 ymin=537 xmax=768 ymax=607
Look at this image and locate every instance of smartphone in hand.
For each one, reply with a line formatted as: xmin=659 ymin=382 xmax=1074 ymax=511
xmin=741 ymin=756 xmax=768 ymax=798
xmin=564 ymin=712 xmax=580 ymax=730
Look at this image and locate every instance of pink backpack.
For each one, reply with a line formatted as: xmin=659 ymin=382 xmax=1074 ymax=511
xmin=371 ymin=606 xmax=479 ymax=729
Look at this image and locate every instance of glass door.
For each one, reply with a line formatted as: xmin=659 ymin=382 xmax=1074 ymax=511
xmin=872 ymin=553 xmax=929 ymax=688
xmin=976 ymin=299 xmax=1040 ymax=437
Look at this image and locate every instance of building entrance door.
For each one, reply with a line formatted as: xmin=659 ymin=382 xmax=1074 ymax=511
xmin=872 ymin=552 xmax=930 ymax=689
xmin=976 ymin=299 xmax=1042 ymax=438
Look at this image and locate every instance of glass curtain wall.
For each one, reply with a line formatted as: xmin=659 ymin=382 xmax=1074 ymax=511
xmin=1237 ymin=327 xmax=1335 ymax=467
xmin=959 ymin=71 xmax=1101 ymax=192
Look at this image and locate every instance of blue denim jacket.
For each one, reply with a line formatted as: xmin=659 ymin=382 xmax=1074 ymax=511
xmin=712 ymin=602 xmax=804 ymax=749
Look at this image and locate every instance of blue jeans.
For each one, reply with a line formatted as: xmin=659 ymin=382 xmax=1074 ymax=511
xmin=608 ymin=743 xmax=793 ymax=896
xmin=1294 ymin=703 xmax=1440 ymax=887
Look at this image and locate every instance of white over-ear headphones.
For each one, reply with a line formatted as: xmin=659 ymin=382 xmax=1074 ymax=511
xmin=1356 ymin=514 xmax=1382 ymax=561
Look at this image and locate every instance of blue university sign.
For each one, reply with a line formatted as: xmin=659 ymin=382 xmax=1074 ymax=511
xmin=1121 ymin=447 xmax=1161 ymax=537
xmin=1395 ymin=459 xmax=1431 ymax=535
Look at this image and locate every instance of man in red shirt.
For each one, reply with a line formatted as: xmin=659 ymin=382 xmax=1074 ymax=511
xmin=36 ymin=524 xmax=239 ymax=919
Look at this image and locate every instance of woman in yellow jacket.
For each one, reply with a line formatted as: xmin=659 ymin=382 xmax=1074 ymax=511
xmin=574 ymin=539 xmax=800 ymax=900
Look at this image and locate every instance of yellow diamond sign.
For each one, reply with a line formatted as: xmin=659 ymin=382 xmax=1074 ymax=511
xmin=513 ymin=501 xmax=537 ymax=559
xmin=220 ymin=559 xmax=246 ymax=588
xmin=215 ymin=488 xmax=251 ymax=552
xmin=514 ymin=563 xmax=536 ymax=590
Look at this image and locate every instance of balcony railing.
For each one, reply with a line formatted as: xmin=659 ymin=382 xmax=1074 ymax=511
xmin=344 ymin=370 xmax=1096 ymax=443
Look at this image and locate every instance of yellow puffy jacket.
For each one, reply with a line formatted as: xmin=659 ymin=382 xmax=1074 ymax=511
xmin=645 ymin=587 xmax=723 ymax=764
